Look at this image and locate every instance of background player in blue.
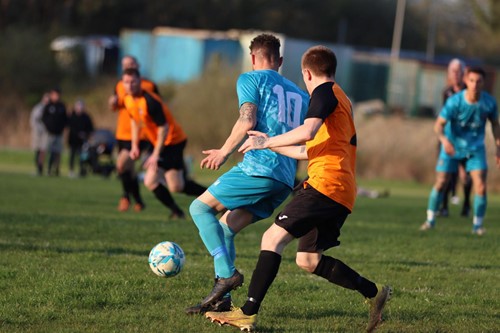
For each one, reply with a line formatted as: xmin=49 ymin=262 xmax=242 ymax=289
xmin=187 ymin=34 xmax=309 ymax=314
xmin=421 ymin=67 xmax=500 ymax=235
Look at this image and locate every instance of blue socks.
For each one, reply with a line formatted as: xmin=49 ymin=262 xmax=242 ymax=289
xmin=190 ymin=199 xmax=234 ymax=278
xmin=219 ymin=221 xmax=236 ymax=264
xmin=473 ymin=194 xmax=487 ymax=218
xmin=426 ymin=187 xmax=444 ymax=224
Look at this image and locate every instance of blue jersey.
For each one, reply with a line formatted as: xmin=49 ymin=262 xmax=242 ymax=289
xmin=440 ymin=90 xmax=498 ymax=158
xmin=236 ymin=69 xmax=309 ymax=188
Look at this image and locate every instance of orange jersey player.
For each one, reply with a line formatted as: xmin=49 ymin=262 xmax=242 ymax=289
xmin=121 ymin=67 xmax=206 ymax=219
xmin=107 ymin=55 xmax=155 ymax=213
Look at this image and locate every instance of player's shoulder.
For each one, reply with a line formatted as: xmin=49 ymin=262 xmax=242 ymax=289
xmin=144 ymin=89 xmax=160 ymax=99
xmin=241 ymin=69 xmax=279 ymax=81
xmin=115 ymin=79 xmax=125 ymax=90
xmin=236 ymin=71 xmax=259 ymax=88
xmin=140 ymin=78 xmax=158 ymax=89
xmin=143 ymin=90 xmax=164 ymax=108
xmin=238 ymin=69 xmax=265 ymax=81
xmin=141 ymin=77 xmax=155 ymax=85
xmin=480 ymin=91 xmax=496 ymax=103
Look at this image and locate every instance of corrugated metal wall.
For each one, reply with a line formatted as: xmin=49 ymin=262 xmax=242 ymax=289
xmin=120 ymin=30 xmax=155 ymax=78
xmin=121 ymin=28 xmax=241 ymax=84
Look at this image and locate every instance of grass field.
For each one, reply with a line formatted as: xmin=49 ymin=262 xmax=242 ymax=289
xmin=0 ymin=149 xmax=499 ymax=333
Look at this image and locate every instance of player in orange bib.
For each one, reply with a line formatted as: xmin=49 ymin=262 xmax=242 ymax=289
xmin=122 ymin=68 xmax=206 ymax=219
xmin=108 ymin=56 xmax=156 ymax=212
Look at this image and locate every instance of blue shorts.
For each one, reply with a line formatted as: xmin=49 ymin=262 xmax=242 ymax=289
xmin=436 ymin=147 xmax=487 ymax=172
xmin=208 ymin=166 xmax=291 ymax=221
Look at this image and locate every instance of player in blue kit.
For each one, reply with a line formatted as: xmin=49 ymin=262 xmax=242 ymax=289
xmin=186 ymin=33 xmax=309 ymax=314
xmin=421 ymin=67 xmax=500 ymax=235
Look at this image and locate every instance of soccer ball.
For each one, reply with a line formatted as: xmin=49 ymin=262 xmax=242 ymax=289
xmin=148 ymin=241 xmax=185 ymax=278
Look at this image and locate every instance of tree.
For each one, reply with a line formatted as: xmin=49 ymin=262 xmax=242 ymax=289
xmin=472 ymin=0 xmax=500 ymax=34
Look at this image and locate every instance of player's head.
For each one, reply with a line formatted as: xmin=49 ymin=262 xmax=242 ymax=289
xmin=122 ymin=68 xmax=142 ymax=96
xmin=122 ymin=55 xmax=139 ymax=71
xmin=467 ymin=66 xmax=486 ymax=78
xmin=301 ymin=46 xmax=337 ymax=78
xmin=249 ymin=34 xmax=283 ymax=70
xmin=464 ymin=66 xmax=486 ymax=95
xmin=447 ymin=58 xmax=465 ymax=85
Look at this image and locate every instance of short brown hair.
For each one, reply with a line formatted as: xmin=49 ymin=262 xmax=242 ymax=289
xmin=301 ymin=46 xmax=337 ymax=77
xmin=467 ymin=66 xmax=486 ymax=78
xmin=249 ymin=34 xmax=281 ymax=62
xmin=122 ymin=67 xmax=141 ymax=78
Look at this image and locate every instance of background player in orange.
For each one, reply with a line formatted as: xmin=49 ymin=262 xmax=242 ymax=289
xmin=122 ymin=68 xmax=206 ymax=219
xmin=108 ymin=55 xmax=154 ymax=212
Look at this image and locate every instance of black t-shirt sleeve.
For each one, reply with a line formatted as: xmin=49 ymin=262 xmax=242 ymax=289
xmin=144 ymin=92 xmax=166 ymax=126
xmin=152 ymin=83 xmax=160 ymax=95
xmin=305 ymin=82 xmax=338 ymax=120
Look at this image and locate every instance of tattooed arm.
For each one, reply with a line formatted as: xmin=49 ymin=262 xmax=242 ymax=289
xmin=201 ymin=102 xmax=257 ymax=170
xmin=271 ymin=145 xmax=308 ymax=160
xmin=239 ymin=117 xmax=323 ymax=156
xmin=238 ymin=133 xmax=308 ymax=160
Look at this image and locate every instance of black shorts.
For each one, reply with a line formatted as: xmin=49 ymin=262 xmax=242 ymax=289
xmin=117 ymin=140 xmax=152 ymax=153
xmin=157 ymin=140 xmax=187 ymax=171
xmin=275 ymin=184 xmax=350 ymax=253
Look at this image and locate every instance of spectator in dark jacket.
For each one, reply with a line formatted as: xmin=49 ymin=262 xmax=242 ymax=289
xmin=42 ymin=88 xmax=67 ymax=176
xmin=68 ymin=100 xmax=94 ymax=177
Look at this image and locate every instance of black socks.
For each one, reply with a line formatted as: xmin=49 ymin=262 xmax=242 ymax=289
xmin=241 ymin=250 xmax=282 ymax=316
xmin=183 ymin=179 xmax=207 ymax=196
xmin=313 ymin=255 xmax=377 ymax=298
xmin=152 ymin=184 xmax=182 ymax=213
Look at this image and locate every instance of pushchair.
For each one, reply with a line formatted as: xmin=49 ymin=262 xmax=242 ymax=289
xmin=81 ymin=129 xmax=116 ymax=177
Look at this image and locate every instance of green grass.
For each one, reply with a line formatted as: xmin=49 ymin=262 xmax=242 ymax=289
xmin=0 ymin=149 xmax=499 ymax=333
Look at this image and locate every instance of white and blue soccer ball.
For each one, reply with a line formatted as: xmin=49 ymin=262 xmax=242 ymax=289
xmin=148 ymin=241 xmax=185 ymax=278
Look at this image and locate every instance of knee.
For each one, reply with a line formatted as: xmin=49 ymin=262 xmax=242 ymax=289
xmin=189 ymin=199 xmax=205 ymax=216
xmin=143 ymin=177 xmax=157 ymax=191
xmin=167 ymin=182 xmax=183 ymax=193
xmin=116 ymin=165 xmax=124 ymax=174
xmin=475 ymin=184 xmax=486 ymax=195
xmin=189 ymin=200 xmax=215 ymax=226
xmin=116 ymin=161 xmax=128 ymax=174
xmin=295 ymin=255 xmax=319 ymax=273
xmin=434 ymin=178 xmax=447 ymax=191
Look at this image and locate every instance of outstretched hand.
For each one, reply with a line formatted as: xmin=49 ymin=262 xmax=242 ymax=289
xmin=200 ymin=149 xmax=228 ymax=170
xmin=238 ymin=131 xmax=269 ymax=154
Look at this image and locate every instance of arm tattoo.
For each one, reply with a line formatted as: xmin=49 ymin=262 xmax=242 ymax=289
xmin=254 ymin=136 xmax=267 ymax=148
xmin=299 ymin=146 xmax=306 ymax=154
xmin=239 ymin=103 xmax=257 ymax=123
